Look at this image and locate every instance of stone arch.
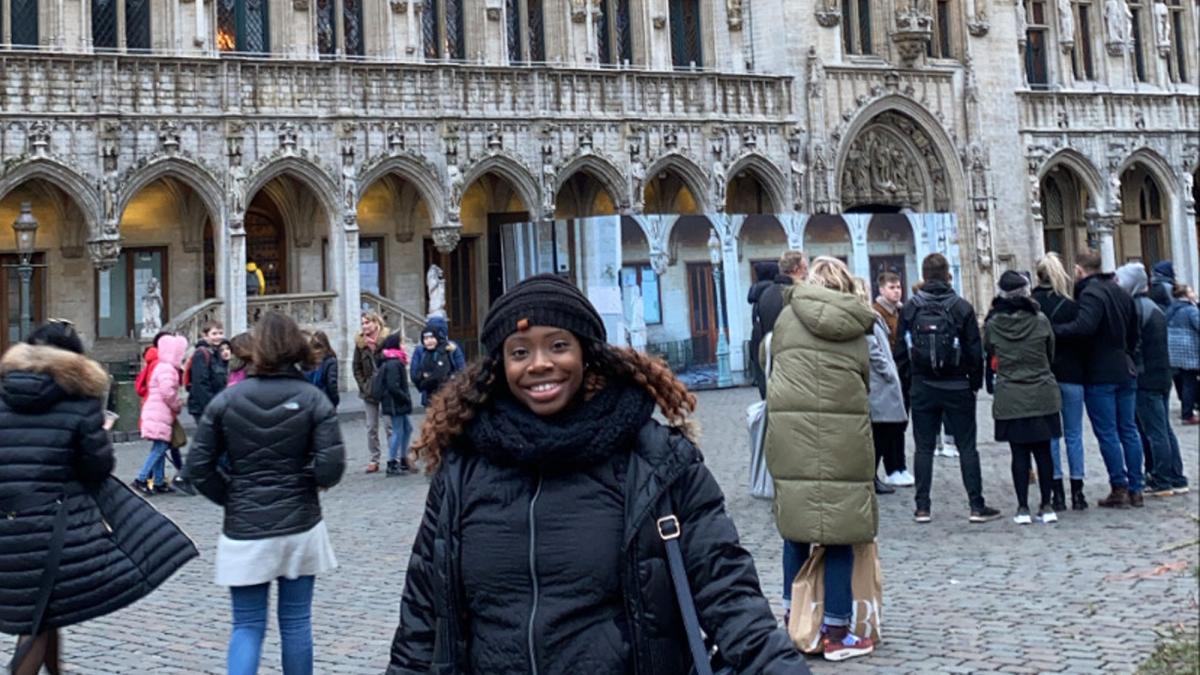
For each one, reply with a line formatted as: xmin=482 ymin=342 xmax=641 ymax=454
xmin=644 ymin=153 xmax=711 ymax=214
xmin=459 ymin=154 xmax=540 ymax=218
xmin=1118 ymin=147 xmax=1178 ymax=202
xmin=1117 ymin=148 xmax=1179 ymax=268
xmin=244 ymin=156 xmax=341 ymax=222
xmin=835 ymin=97 xmax=965 ymax=213
xmin=725 ymin=153 xmax=787 ymax=214
xmin=554 ymin=153 xmax=630 ymax=213
xmin=0 ymin=159 xmax=102 ymax=234
xmin=356 ymin=155 xmax=445 ymax=225
xmin=1038 ymin=148 xmax=1105 ymax=207
xmin=116 ymin=157 xmax=225 ymax=226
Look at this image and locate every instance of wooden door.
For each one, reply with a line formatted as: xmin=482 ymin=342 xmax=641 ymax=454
xmin=424 ymin=237 xmax=479 ymax=360
xmin=686 ymin=262 xmax=716 ymax=365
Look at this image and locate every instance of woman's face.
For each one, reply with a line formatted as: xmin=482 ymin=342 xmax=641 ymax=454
xmin=503 ymin=326 xmax=585 ymax=417
xmin=361 ymin=316 xmax=379 ymax=336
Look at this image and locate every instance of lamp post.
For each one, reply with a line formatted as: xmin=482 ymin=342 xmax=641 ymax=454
xmin=11 ymin=203 xmax=39 ymax=341
xmin=707 ymin=228 xmax=732 ymax=388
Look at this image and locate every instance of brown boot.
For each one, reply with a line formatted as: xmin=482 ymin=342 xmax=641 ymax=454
xmin=1097 ymin=486 xmax=1130 ymax=508
xmin=1128 ymin=491 xmax=1145 ymax=507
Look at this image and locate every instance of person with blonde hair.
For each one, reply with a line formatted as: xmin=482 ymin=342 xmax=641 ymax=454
xmin=766 ymin=256 xmax=878 ymax=661
xmin=353 ymin=311 xmax=391 ymax=473
xmin=1032 ymin=252 xmax=1089 ymax=510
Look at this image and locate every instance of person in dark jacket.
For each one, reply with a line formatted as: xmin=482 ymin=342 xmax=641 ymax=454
xmin=187 ymin=311 xmax=346 ymax=675
xmin=374 ymin=334 xmax=413 ymax=475
xmin=750 ymin=250 xmax=807 ymax=399
xmin=388 ymin=274 xmax=808 ymax=675
xmin=187 ymin=320 xmax=228 ymax=421
xmin=984 ymin=271 xmax=1062 ymax=525
xmin=1166 ymin=285 xmax=1200 ymax=423
xmin=1148 ymin=260 xmax=1175 ymax=310
xmin=899 ymin=253 xmax=1001 ymax=524
xmin=1053 ymin=250 xmax=1144 ymax=508
xmin=1 ymin=321 xmax=196 ymax=675
xmin=353 ymin=312 xmax=390 ymax=473
xmin=747 ymin=260 xmax=781 ymax=397
xmin=305 ymin=330 xmax=340 ymax=408
xmin=1115 ymin=263 xmax=1188 ymax=497
xmin=1033 ymin=253 xmax=1089 ymax=511
xmin=410 ymin=320 xmax=465 ymax=407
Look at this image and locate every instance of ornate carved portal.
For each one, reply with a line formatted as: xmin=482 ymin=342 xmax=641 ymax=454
xmin=839 ymin=112 xmax=950 ymax=212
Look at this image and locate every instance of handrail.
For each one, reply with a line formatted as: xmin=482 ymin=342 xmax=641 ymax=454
xmin=361 ymin=292 xmax=427 ymax=347
xmin=164 ymin=298 xmax=225 ymax=347
xmin=247 ymin=292 xmax=337 ymax=327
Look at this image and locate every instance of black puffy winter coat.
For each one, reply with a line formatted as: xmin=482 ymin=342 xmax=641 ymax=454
xmin=1032 ymin=284 xmax=1088 ymax=385
xmin=1054 ymin=273 xmax=1139 ymax=385
xmin=388 ymin=386 xmax=806 ymax=675
xmin=186 ymin=370 xmax=346 ymax=539
xmin=0 ymin=344 xmax=196 ymax=635
xmin=187 ymin=341 xmax=228 ymax=416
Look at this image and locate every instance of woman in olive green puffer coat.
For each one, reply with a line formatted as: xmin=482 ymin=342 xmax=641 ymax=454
xmin=765 ymin=256 xmax=879 ymax=660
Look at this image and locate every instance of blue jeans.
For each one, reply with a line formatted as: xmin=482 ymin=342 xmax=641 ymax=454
xmin=1051 ymin=382 xmax=1086 ymax=480
xmin=1136 ymin=388 xmax=1187 ymax=489
xmin=229 ymin=576 xmax=315 ymax=675
xmin=137 ymin=439 xmax=170 ymax=485
xmin=388 ymin=415 xmax=412 ymax=464
xmin=781 ymin=541 xmax=854 ymax=626
xmin=1084 ymin=380 xmax=1144 ymax=493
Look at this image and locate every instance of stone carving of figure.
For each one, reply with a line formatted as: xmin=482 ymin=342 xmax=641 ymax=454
xmin=630 ymin=157 xmax=646 ymax=210
xmin=790 ymin=158 xmax=806 ymax=208
xmin=1153 ymin=0 xmax=1171 ymax=46
xmin=102 ymin=173 xmax=118 ymax=223
xmin=542 ymin=160 xmax=557 ymax=217
xmin=1104 ymin=0 xmax=1130 ymax=44
xmin=712 ymin=159 xmax=727 ymax=210
xmin=970 ymin=145 xmax=989 ymax=199
xmin=229 ymin=164 xmax=246 ymax=216
xmin=570 ymin=0 xmax=587 ymax=22
xmin=426 ymin=264 xmax=447 ymax=319
xmin=141 ymin=277 xmax=163 ymax=340
xmin=447 ymin=163 xmax=464 ymax=209
xmin=342 ymin=160 xmax=358 ymax=215
xmin=1058 ymin=0 xmax=1075 ymax=43
xmin=1016 ymin=0 xmax=1029 ymax=40
xmin=626 ymin=285 xmax=647 ymax=352
xmin=1108 ymin=171 xmax=1122 ymax=211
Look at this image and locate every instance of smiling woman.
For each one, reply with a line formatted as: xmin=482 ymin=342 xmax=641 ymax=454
xmin=388 ymin=273 xmax=810 ymax=675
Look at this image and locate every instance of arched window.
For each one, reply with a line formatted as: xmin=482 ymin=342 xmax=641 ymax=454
xmin=1137 ymin=174 xmax=1164 ymax=264
xmin=842 ymin=0 xmax=873 ymax=54
xmin=596 ymin=0 xmax=633 ymax=65
xmin=6 ymin=0 xmax=39 ymax=47
xmin=218 ymin=0 xmax=269 ymax=53
xmin=505 ymin=0 xmax=545 ymax=63
xmin=1042 ymin=176 xmax=1067 ymax=255
xmin=423 ymin=0 xmax=465 ymax=60
xmin=92 ymin=0 xmax=151 ymax=51
xmin=317 ymin=0 xmax=365 ymax=56
xmin=669 ymin=0 xmax=702 ymax=68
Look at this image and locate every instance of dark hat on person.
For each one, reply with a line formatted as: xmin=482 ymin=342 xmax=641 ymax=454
xmin=480 ymin=274 xmax=606 ymax=356
xmin=998 ymin=270 xmax=1030 ymax=294
xmin=381 ymin=334 xmax=402 ymax=351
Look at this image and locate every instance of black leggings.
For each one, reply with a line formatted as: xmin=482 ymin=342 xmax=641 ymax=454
xmin=872 ymin=422 xmax=908 ymax=474
xmin=1010 ymin=441 xmax=1054 ymax=510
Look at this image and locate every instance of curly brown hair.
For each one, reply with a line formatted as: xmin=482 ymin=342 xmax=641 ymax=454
xmin=410 ymin=342 xmax=697 ymax=473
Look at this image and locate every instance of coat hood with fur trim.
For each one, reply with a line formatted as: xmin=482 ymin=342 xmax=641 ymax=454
xmin=355 ymin=325 xmax=392 ymax=350
xmin=0 ymin=343 xmax=110 ymax=411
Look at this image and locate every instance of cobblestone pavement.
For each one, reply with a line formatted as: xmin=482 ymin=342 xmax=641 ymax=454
xmin=9 ymin=388 xmax=1198 ymax=674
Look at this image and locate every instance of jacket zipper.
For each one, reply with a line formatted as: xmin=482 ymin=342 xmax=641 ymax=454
xmin=527 ymin=472 xmax=544 ymax=675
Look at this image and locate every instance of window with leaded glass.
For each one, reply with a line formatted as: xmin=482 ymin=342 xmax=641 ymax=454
xmin=506 ymin=0 xmax=545 ymax=63
xmin=1024 ymin=0 xmax=1050 ymax=87
xmin=9 ymin=0 xmax=39 ymax=47
xmin=125 ymin=0 xmax=150 ymax=49
xmin=1128 ymin=0 xmax=1148 ymax=81
xmin=669 ymin=0 xmax=702 ymax=68
xmin=928 ymin=0 xmax=954 ymax=57
xmin=317 ymin=0 xmax=364 ymax=57
xmin=218 ymin=0 xmax=269 ymax=53
xmin=317 ymin=0 xmax=336 ymax=55
xmin=93 ymin=0 xmax=150 ymax=50
xmin=1165 ymin=0 xmax=1188 ymax=82
xmin=424 ymin=0 xmax=465 ymax=60
xmin=1070 ymin=0 xmax=1096 ymax=79
xmin=93 ymin=0 xmax=118 ymax=49
xmin=842 ymin=0 xmax=873 ymax=55
xmin=595 ymin=0 xmax=633 ymax=65
xmin=1042 ymin=176 xmax=1067 ymax=255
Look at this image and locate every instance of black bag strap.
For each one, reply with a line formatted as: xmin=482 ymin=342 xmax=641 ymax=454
xmin=656 ymin=514 xmax=714 ymax=675
xmin=8 ymin=495 xmax=68 ymax=675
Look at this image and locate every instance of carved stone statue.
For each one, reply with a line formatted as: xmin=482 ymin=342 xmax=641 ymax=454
xmin=1016 ymin=0 xmax=1029 ymax=41
xmin=570 ymin=0 xmax=587 ymax=22
xmin=1057 ymin=0 xmax=1075 ymax=43
xmin=447 ymin=163 xmax=465 ymax=209
xmin=426 ymin=265 xmax=447 ymax=319
xmin=630 ymin=157 xmax=646 ymax=211
xmin=712 ymin=159 xmax=727 ymax=211
xmin=726 ymin=0 xmax=744 ymax=30
xmin=342 ymin=159 xmax=358 ymax=215
xmin=140 ymin=277 xmax=163 ymax=340
xmin=625 ymin=285 xmax=647 ymax=352
xmin=229 ymin=163 xmax=246 ymax=216
xmin=790 ymin=158 xmax=806 ymax=209
xmin=1104 ymin=0 xmax=1131 ymax=45
xmin=1153 ymin=0 xmax=1171 ymax=48
xmin=542 ymin=160 xmax=557 ymax=217
xmin=102 ymin=172 xmax=119 ymax=223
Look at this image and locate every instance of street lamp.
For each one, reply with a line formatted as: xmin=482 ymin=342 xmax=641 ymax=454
xmin=11 ymin=203 xmax=38 ymax=341
xmin=707 ymin=228 xmax=732 ymax=388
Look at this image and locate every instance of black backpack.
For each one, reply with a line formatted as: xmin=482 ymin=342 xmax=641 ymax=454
xmin=908 ymin=293 xmax=961 ymax=377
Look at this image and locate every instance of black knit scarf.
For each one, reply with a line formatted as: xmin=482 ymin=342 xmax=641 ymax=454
xmin=465 ymin=382 xmax=655 ymax=471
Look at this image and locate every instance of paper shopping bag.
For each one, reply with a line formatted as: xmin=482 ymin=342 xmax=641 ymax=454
xmin=788 ymin=543 xmax=883 ymax=654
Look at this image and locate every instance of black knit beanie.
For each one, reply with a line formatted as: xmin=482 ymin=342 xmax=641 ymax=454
xmin=998 ymin=270 xmax=1030 ymax=294
xmin=480 ymin=274 xmax=606 ymax=356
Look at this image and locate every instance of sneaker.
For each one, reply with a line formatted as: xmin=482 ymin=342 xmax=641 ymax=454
xmin=386 ymin=460 xmax=401 ymax=477
xmin=969 ymin=506 xmax=1002 ymax=523
xmin=889 ymin=470 xmax=915 ymax=487
xmin=131 ymin=479 xmax=154 ymax=496
xmin=941 ymin=446 xmax=960 ymax=458
xmin=1013 ymin=508 xmax=1032 ymax=525
xmin=1173 ymin=485 xmax=1190 ymax=495
xmin=1037 ymin=508 xmax=1058 ymax=524
xmin=822 ymin=629 xmax=875 ymax=662
xmin=1146 ymin=484 xmax=1177 ymax=497
xmin=914 ymin=510 xmax=932 ymax=523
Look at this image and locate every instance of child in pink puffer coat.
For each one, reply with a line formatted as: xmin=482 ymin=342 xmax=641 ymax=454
xmin=134 ymin=334 xmax=188 ymax=495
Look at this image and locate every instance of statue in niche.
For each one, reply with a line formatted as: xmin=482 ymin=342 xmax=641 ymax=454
xmin=712 ymin=159 xmax=727 ymax=210
xmin=625 ymin=285 xmax=647 ymax=353
xmin=1104 ymin=0 xmax=1131 ymax=44
xmin=542 ymin=159 xmax=557 ymax=217
xmin=140 ymin=277 xmax=163 ymax=340
xmin=1016 ymin=0 xmax=1029 ymax=40
xmin=1057 ymin=0 xmax=1075 ymax=43
xmin=1152 ymin=0 xmax=1171 ymax=47
xmin=790 ymin=157 xmax=806 ymax=209
xmin=342 ymin=158 xmax=358 ymax=216
xmin=447 ymin=163 xmax=464 ymax=210
xmin=426 ymin=265 xmax=447 ymax=319
xmin=630 ymin=157 xmax=646 ymax=210
xmin=229 ymin=164 xmax=246 ymax=216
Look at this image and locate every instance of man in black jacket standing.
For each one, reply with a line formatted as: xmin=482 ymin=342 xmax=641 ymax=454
xmin=1054 ymin=251 xmax=1145 ymax=508
xmin=750 ymin=250 xmax=807 ymax=398
xmin=901 ymin=253 xmax=1001 ymax=524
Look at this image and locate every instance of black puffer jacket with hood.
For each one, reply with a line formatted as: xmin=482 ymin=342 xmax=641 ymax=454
xmin=0 ymin=344 xmax=196 ymax=634
xmin=387 ymin=383 xmax=807 ymax=675
xmin=187 ymin=370 xmax=346 ymax=539
xmin=1053 ymin=272 xmax=1139 ymax=385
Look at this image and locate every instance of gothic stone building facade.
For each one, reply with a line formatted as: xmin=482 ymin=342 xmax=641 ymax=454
xmin=0 ymin=0 xmax=1196 ymax=381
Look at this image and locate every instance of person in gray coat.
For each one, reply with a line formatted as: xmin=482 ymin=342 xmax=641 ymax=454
xmin=857 ymin=279 xmax=909 ymax=494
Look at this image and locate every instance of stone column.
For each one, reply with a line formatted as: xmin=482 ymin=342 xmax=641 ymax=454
xmin=845 ymin=213 xmax=872 ymax=281
xmin=225 ymin=222 xmax=249 ymax=336
xmin=1088 ymin=212 xmax=1119 ymax=271
xmin=330 ymin=216 xmax=362 ymax=391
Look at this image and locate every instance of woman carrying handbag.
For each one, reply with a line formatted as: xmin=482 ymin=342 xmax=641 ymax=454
xmin=0 ymin=321 xmax=196 ymax=675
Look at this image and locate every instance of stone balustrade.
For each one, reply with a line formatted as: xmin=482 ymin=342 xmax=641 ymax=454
xmin=246 ymin=292 xmax=337 ymax=329
xmin=1017 ymin=90 xmax=1200 ymax=133
xmin=166 ymin=298 xmax=226 ymax=347
xmin=360 ymin=292 xmax=428 ymax=348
